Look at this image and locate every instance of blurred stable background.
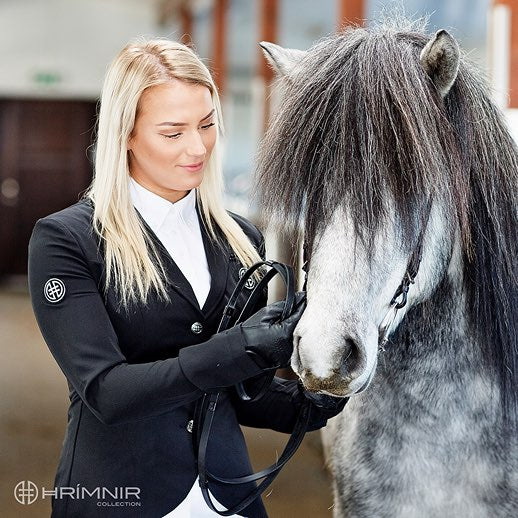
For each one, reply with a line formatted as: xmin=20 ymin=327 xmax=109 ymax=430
xmin=0 ymin=0 xmax=515 ymax=516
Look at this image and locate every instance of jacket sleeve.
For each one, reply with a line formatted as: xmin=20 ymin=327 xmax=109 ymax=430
xmin=28 ymin=218 xmax=263 ymax=426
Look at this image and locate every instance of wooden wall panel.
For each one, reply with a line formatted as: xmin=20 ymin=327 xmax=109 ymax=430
xmin=0 ymin=99 xmax=96 ymax=276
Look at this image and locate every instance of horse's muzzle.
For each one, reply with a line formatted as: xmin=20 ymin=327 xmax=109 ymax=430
xmin=300 ymin=370 xmax=352 ymax=396
xmin=297 ymin=337 xmax=368 ymax=396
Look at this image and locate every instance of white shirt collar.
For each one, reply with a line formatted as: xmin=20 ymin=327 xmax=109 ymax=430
xmin=129 ymin=177 xmax=197 ymax=232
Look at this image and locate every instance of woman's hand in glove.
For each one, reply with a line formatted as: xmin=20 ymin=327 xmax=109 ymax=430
xmin=241 ymin=291 xmax=306 ymax=369
xmin=303 ymin=389 xmax=348 ymax=413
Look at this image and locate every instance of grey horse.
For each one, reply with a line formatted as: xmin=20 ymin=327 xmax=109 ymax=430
xmin=256 ymin=18 xmax=517 ymax=518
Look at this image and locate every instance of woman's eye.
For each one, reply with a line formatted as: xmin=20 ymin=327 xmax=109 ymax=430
xmin=162 ymin=122 xmax=213 ymax=139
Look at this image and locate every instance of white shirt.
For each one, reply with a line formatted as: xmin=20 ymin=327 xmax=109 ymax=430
xmin=129 ymin=178 xmax=211 ymax=308
xmin=129 ymin=178 xmax=245 ymax=518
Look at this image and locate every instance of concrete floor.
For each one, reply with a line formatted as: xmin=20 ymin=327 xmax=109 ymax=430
xmin=0 ymin=288 xmax=334 ymax=518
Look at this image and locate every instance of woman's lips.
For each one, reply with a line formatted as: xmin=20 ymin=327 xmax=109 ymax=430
xmin=180 ymin=162 xmax=203 ymax=172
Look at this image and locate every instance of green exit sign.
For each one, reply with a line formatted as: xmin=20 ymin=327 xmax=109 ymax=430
xmin=32 ymin=71 xmax=62 ymax=85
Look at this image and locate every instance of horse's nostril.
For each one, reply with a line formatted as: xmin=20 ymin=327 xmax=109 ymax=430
xmin=339 ymin=338 xmax=362 ymax=378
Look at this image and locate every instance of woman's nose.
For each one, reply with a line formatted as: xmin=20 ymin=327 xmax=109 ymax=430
xmin=186 ymin=131 xmax=206 ymax=157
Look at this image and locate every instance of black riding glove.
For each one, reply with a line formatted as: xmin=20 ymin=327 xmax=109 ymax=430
xmin=303 ymin=389 xmax=348 ymax=413
xmin=241 ymin=291 xmax=306 ymax=369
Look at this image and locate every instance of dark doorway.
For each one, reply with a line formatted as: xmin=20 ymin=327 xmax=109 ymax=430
xmin=0 ymin=99 xmax=97 ymax=276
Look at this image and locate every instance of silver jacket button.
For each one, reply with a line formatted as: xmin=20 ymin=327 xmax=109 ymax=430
xmin=186 ymin=419 xmax=193 ymax=433
xmin=191 ymin=322 xmax=203 ymax=334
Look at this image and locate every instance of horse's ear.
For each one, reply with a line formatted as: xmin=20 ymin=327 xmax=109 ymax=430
xmin=259 ymin=41 xmax=307 ymax=77
xmin=420 ymin=30 xmax=460 ymax=98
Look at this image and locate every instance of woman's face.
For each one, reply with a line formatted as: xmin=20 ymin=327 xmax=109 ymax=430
xmin=128 ymin=80 xmax=216 ymax=202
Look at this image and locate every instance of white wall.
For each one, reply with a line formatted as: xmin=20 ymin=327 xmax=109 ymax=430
xmin=0 ymin=0 xmax=179 ymax=99
xmin=504 ymin=109 xmax=518 ymax=143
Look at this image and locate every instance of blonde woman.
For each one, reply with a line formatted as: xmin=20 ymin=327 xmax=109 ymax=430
xmin=28 ymin=39 xmax=344 ymax=518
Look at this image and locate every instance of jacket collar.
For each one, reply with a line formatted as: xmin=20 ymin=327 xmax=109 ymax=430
xmin=197 ymin=205 xmax=231 ymax=319
xmin=129 ymin=177 xmax=197 ymax=232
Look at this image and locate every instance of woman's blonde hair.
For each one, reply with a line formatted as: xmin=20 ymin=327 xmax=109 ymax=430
xmin=86 ymin=38 xmax=261 ymax=307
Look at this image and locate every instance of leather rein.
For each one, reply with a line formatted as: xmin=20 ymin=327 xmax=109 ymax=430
xmin=193 ymin=260 xmax=312 ymax=516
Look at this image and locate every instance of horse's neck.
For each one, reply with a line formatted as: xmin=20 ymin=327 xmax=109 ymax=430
xmin=379 ymin=269 xmax=498 ymax=417
xmin=342 ymin=257 xmax=512 ymax=518
xmin=393 ymin=234 xmax=472 ymax=363
xmin=401 ymin=275 xmax=469 ymax=356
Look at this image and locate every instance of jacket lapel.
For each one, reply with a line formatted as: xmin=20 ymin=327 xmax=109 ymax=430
xmin=136 ymin=205 xmax=231 ymax=318
xmin=136 ymin=212 xmax=203 ymax=313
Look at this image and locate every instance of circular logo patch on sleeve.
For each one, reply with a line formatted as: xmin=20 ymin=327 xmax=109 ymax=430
xmin=44 ymin=278 xmax=66 ymax=303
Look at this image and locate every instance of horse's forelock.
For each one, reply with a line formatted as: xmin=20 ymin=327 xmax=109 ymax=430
xmin=256 ymin=24 xmax=460 ymax=250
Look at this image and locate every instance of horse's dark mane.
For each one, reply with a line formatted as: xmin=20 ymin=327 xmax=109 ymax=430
xmin=256 ymin=20 xmax=517 ymax=428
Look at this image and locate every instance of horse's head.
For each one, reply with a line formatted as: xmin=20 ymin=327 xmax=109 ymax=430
xmin=257 ymin=23 xmax=469 ymax=397
xmin=292 ymin=201 xmax=457 ymax=397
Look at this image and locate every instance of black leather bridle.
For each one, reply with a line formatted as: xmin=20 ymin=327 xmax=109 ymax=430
xmin=193 ymin=260 xmax=312 ymax=516
xmin=378 ymin=200 xmax=433 ymax=350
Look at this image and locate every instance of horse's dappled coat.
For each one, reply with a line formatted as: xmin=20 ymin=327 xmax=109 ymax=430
xmin=256 ymin=17 xmax=517 ymax=518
